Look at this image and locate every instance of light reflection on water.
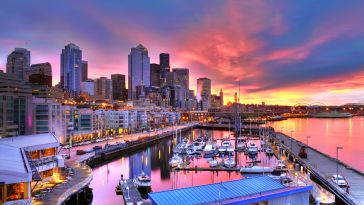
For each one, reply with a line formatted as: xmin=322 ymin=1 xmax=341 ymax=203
xmin=271 ymin=116 xmax=364 ymax=172
xmin=90 ymin=129 xmax=277 ymax=204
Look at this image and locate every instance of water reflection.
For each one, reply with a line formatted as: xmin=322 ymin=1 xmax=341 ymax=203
xmin=272 ymin=116 xmax=364 ymax=172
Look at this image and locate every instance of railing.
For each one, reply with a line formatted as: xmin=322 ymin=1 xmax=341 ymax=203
xmin=56 ymin=163 xmax=93 ymax=205
xmin=24 ymin=151 xmax=42 ymax=181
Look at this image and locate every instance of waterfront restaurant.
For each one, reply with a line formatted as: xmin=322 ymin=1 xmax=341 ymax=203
xmin=0 ymin=133 xmax=64 ymax=185
xmin=0 ymin=144 xmax=32 ymax=204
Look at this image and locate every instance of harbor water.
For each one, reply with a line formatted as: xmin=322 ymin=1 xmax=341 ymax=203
xmin=90 ymin=129 xmax=278 ymax=204
xmin=271 ymin=116 xmax=364 ymax=172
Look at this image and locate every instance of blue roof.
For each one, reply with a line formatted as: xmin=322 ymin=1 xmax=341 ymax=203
xmin=148 ymin=176 xmax=287 ymax=205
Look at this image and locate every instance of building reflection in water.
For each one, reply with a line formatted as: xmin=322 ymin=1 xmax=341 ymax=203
xmin=129 ymin=148 xmax=151 ymax=180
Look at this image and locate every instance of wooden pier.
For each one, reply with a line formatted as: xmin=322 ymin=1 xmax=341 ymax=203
xmin=119 ymin=179 xmax=143 ymax=205
xmin=275 ymin=132 xmax=364 ymax=205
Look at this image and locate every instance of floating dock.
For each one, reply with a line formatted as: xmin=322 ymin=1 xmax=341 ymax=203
xmin=174 ymin=166 xmax=240 ymax=172
xmin=118 ymin=179 xmax=143 ymax=205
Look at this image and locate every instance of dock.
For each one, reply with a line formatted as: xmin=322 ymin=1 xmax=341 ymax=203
xmin=119 ymin=179 xmax=143 ymax=205
xmin=174 ymin=166 xmax=240 ymax=172
xmin=275 ymin=132 xmax=364 ymax=205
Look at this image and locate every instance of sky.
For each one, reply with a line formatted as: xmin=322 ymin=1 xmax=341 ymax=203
xmin=1 ymin=0 xmax=364 ymax=105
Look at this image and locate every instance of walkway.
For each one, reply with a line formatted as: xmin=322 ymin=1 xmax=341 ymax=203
xmin=277 ymin=133 xmax=364 ymax=205
xmin=33 ymin=162 xmax=92 ymax=205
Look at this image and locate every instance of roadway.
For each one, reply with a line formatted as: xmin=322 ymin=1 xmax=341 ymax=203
xmin=60 ymin=123 xmax=197 ymax=162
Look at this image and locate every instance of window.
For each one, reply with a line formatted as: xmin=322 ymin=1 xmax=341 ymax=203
xmin=6 ymin=183 xmax=24 ymax=201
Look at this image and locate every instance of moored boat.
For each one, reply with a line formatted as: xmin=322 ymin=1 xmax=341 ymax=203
xmin=134 ymin=173 xmax=151 ymax=188
xmin=240 ymin=164 xmax=274 ymax=173
xmin=169 ymin=154 xmax=183 ymax=167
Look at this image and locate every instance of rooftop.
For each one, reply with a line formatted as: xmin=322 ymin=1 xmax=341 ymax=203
xmin=0 ymin=133 xmax=60 ymax=151
xmin=148 ymin=176 xmax=312 ymax=205
xmin=0 ymin=144 xmax=31 ymax=184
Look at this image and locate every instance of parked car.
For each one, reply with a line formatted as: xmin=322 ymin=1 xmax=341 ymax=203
xmin=62 ymin=145 xmax=70 ymax=149
xmin=84 ymin=148 xmax=94 ymax=153
xmin=96 ymin=138 xmax=104 ymax=142
xmin=331 ymin=174 xmax=348 ymax=187
xmin=93 ymin=145 xmax=102 ymax=150
xmin=76 ymin=150 xmax=86 ymax=155
xmin=61 ymin=154 xmax=71 ymax=159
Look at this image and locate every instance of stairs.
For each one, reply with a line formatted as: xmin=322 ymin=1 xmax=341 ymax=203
xmin=24 ymin=151 xmax=42 ymax=181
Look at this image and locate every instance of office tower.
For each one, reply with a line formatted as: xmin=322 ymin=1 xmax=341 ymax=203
xmin=6 ymin=48 xmax=31 ymax=80
xmin=111 ymin=74 xmax=126 ymax=100
xmin=128 ymin=44 xmax=150 ymax=100
xmin=0 ymin=72 xmax=33 ymax=137
xmin=159 ymin=53 xmax=170 ymax=85
xmin=172 ymin=68 xmax=189 ymax=90
xmin=94 ymin=77 xmax=113 ymax=101
xmin=81 ymin=79 xmax=95 ymax=96
xmin=81 ymin=60 xmax=88 ymax=82
xmin=60 ymin=43 xmax=82 ymax=93
xmin=26 ymin=63 xmax=52 ymax=87
xmin=220 ymin=88 xmax=224 ymax=107
xmin=150 ymin=63 xmax=161 ymax=87
xmin=197 ymin=78 xmax=211 ymax=110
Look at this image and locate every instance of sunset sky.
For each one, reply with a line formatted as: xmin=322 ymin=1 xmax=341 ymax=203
xmin=1 ymin=0 xmax=364 ymax=105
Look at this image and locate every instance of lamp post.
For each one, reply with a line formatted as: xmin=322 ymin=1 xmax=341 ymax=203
xmin=306 ymin=136 xmax=311 ymax=146
xmin=336 ymin=146 xmax=343 ymax=185
xmin=290 ymin=130 xmax=294 ymax=151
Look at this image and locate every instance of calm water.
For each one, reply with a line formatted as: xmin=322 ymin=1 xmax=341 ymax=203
xmin=90 ymin=129 xmax=278 ymax=205
xmin=271 ymin=116 xmax=364 ymax=172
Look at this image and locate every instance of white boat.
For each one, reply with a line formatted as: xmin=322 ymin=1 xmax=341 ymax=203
xmin=224 ymin=156 xmax=236 ymax=168
xmin=226 ymin=146 xmax=235 ymax=153
xmin=268 ymin=170 xmax=287 ymax=180
xmin=275 ymin=160 xmax=288 ymax=171
xmin=134 ymin=173 xmax=151 ymax=188
xmin=240 ymin=164 xmax=274 ymax=173
xmin=219 ymin=140 xmax=231 ymax=153
xmin=204 ymin=144 xmax=217 ymax=156
xmin=209 ymin=159 xmax=219 ymax=167
xmin=169 ymin=154 xmax=183 ymax=167
xmin=265 ymin=148 xmax=274 ymax=155
xmin=237 ymin=139 xmax=246 ymax=151
xmin=193 ymin=141 xmax=204 ymax=151
xmin=247 ymin=143 xmax=259 ymax=155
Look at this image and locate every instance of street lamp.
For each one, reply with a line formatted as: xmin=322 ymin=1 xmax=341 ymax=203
xmin=336 ymin=146 xmax=343 ymax=185
xmin=306 ymin=136 xmax=311 ymax=146
xmin=290 ymin=130 xmax=294 ymax=151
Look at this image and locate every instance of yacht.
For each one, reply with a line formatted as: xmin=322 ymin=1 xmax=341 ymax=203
xmin=203 ymin=144 xmax=217 ymax=157
xmin=169 ymin=154 xmax=183 ymax=168
xmin=265 ymin=148 xmax=274 ymax=156
xmin=209 ymin=158 xmax=220 ymax=167
xmin=247 ymin=143 xmax=259 ymax=155
xmin=275 ymin=160 xmax=288 ymax=171
xmin=134 ymin=173 xmax=151 ymax=188
xmin=219 ymin=140 xmax=231 ymax=153
xmin=193 ymin=141 xmax=204 ymax=151
xmin=236 ymin=139 xmax=246 ymax=151
xmin=223 ymin=156 xmax=236 ymax=168
xmin=240 ymin=164 xmax=274 ymax=173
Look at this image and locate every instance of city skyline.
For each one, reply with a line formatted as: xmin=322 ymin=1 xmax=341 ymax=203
xmin=1 ymin=1 xmax=364 ymax=105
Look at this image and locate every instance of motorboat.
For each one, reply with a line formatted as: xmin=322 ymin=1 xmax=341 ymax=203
xmin=265 ymin=148 xmax=274 ymax=156
xmin=268 ymin=170 xmax=287 ymax=180
xmin=275 ymin=160 xmax=288 ymax=171
xmin=219 ymin=140 xmax=231 ymax=153
xmin=169 ymin=154 xmax=183 ymax=167
xmin=204 ymin=144 xmax=217 ymax=156
xmin=209 ymin=158 xmax=220 ymax=167
xmin=247 ymin=143 xmax=259 ymax=155
xmin=134 ymin=173 xmax=151 ymax=188
xmin=236 ymin=139 xmax=246 ymax=151
xmin=223 ymin=156 xmax=236 ymax=168
xmin=240 ymin=164 xmax=274 ymax=173
xmin=226 ymin=146 xmax=235 ymax=153
xmin=193 ymin=141 xmax=204 ymax=151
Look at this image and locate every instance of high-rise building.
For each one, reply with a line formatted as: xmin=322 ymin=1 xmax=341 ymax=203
xmin=60 ymin=43 xmax=82 ymax=93
xmin=111 ymin=74 xmax=126 ymax=100
xmin=26 ymin=63 xmax=52 ymax=87
xmin=0 ymin=72 xmax=33 ymax=137
xmin=172 ymin=68 xmax=189 ymax=90
xmin=197 ymin=78 xmax=211 ymax=110
xmin=81 ymin=79 xmax=95 ymax=96
xmin=150 ymin=63 xmax=161 ymax=87
xmin=94 ymin=77 xmax=113 ymax=101
xmin=81 ymin=60 xmax=88 ymax=82
xmin=128 ymin=44 xmax=150 ymax=100
xmin=6 ymin=48 xmax=31 ymax=80
xmin=220 ymin=88 xmax=224 ymax=107
xmin=159 ymin=53 xmax=170 ymax=85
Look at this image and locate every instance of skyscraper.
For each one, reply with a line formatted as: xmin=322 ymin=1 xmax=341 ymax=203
xmin=60 ymin=43 xmax=82 ymax=93
xmin=111 ymin=74 xmax=126 ymax=100
xmin=150 ymin=63 xmax=161 ymax=87
xmin=94 ymin=77 xmax=113 ymax=101
xmin=172 ymin=68 xmax=189 ymax=90
xmin=6 ymin=48 xmax=31 ymax=80
xmin=197 ymin=78 xmax=211 ymax=110
xmin=159 ymin=53 xmax=170 ymax=85
xmin=81 ymin=60 xmax=88 ymax=82
xmin=128 ymin=44 xmax=150 ymax=100
xmin=26 ymin=63 xmax=52 ymax=87
xmin=219 ymin=88 xmax=224 ymax=107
